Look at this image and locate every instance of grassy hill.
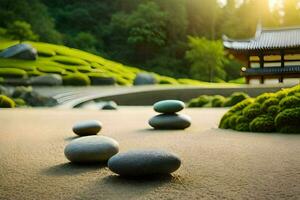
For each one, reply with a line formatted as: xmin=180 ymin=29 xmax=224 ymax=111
xmin=0 ymin=40 xmax=239 ymax=86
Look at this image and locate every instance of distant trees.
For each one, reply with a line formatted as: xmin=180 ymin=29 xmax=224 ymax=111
xmin=185 ymin=37 xmax=226 ymax=82
xmin=1 ymin=0 xmax=300 ymax=81
xmin=7 ymin=21 xmax=38 ymax=43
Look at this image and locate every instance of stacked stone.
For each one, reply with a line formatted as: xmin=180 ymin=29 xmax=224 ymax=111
xmin=149 ymin=100 xmax=191 ymax=130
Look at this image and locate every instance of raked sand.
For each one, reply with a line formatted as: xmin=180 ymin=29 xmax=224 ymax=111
xmin=0 ymin=107 xmax=299 ymax=200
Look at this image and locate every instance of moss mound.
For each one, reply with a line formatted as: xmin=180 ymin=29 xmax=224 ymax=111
xmin=0 ymin=95 xmax=15 ymax=108
xmin=187 ymin=92 xmax=248 ymax=108
xmin=0 ymin=40 xmax=238 ymax=86
xmin=219 ymin=85 xmax=300 ymax=134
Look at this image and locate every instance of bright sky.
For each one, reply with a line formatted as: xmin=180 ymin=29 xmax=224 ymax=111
xmin=218 ymin=0 xmax=282 ymax=10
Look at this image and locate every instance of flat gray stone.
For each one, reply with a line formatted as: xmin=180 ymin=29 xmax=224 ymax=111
xmin=149 ymin=114 xmax=191 ymax=130
xmin=108 ymin=150 xmax=181 ymax=176
xmin=0 ymin=43 xmax=37 ymax=60
xmin=72 ymin=120 xmax=102 ymax=136
xmin=133 ymin=73 xmax=157 ymax=85
xmin=64 ymin=136 xmax=119 ymax=163
xmin=154 ymin=100 xmax=185 ymax=113
xmin=29 ymin=74 xmax=62 ymax=86
xmin=102 ymin=101 xmax=118 ymax=110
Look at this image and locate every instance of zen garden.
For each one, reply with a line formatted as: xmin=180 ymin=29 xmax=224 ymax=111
xmin=0 ymin=0 xmax=299 ymax=200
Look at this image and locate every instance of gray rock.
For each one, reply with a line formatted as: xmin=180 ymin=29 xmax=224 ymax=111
xmin=133 ymin=73 xmax=157 ymax=85
xmin=0 ymin=43 xmax=37 ymax=60
xmin=29 ymin=74 xmax=62 ymax=86
xmin=64 ymin=136 xmax=119 ymax=163
xmin=102 ymin=101 xmax=118 ymax=110
xmin=154 ymin=100 xmax=185 ymax=113
xmin=149 ymin=114 xmax=191 ymax=130
xmin=72 ymin=120 xmax=102 ymax=136
xmin=108 ymin=150 xmax=181 ymax=176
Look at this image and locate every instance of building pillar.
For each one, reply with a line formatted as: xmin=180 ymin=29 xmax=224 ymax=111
xmin=259 ymin=54 xmax=264 ymax=84
xmin=279 ymin=51 xmax=284 ymax=83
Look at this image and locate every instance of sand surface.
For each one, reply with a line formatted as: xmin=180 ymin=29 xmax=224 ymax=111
xmin=0 ymin=107 xmax=299 ymax=200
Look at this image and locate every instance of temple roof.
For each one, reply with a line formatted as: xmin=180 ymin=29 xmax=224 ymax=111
xmin=223 ymin=26 xmax=300 ymax=51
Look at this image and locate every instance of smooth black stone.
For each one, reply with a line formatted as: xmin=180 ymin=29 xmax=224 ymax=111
xmin=108 ymin=150 xmax=181 ymax=176
xmin=0 ymin=43 xmax=37 ymax=60
xmin=149 ymin=114 xmax=191 ymax=130
xmin=154 ymin=100 xmax=185 ymax=113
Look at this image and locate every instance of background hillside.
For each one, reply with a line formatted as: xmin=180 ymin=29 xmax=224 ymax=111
xmin=0 ymin=0 xmax=299 ymax=82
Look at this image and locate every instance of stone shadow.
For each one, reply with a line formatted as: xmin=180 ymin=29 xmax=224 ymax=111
xmin=42 ymin=162 xmax=106 ymax=176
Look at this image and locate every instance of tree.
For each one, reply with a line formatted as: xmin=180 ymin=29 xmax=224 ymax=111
xmin=185 ymin=36 xmax=226 ymax=82
xmin=7 ymin=21 xmax=38 ymax=43
xmin=125 ymin=2 xmax=168 ymax=62
xmin=282 ymin=0 xmax=300 ymax=26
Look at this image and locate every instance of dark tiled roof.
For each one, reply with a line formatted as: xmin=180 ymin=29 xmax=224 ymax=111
xmin=223 ymin=26 xmax=300 ymax=51
xmin=241 ymin=66 xmax=300 ymax=76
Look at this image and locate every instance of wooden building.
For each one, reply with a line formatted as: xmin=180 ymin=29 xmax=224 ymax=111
xmin=223 ymin=25 xmax=300 ymax=84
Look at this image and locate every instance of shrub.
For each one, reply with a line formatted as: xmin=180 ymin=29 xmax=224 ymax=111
xmin=0 ymin=68 xmax=27 ymax=78
xmin=267 ymin=105 xmax=280 ymax=117
xmin=255 ymin=93 xmax=274 ymax=104
xmin=261 ymin=98 xmax=279 ymax=111
xmin=243 ymin=103 xmax=261 ymax=119
xmin=219 ymin=112 xmax=233 ymax=129
xmin=279 ymin=96 xmax=300 ymax=110
xmin=0 ymin=95 xmax=15 ymax=108
xmin=235 ymin=123 xmax=250 ymax=132
xmin=223 ymin=92 xmax=249 ymax=107
xmin=275 ymin=108 xmax=300 ymax=133
xmin=211 ymin=95 xmax=226 ymax=107
xmin=14 ymin=98 xmax=26 ymax=106
xmin=228 ymin=98 xmax=253 ymax=113
xmin=63 ymin=73 xmax=91 ymax=86
xmin=188 ymin=95 xmax=211 ymax=107
xmin=249 ymin=115 xmax=275 ymax=133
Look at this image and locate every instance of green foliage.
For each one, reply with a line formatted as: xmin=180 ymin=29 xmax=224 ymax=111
xmin=157 ymin=76 xmax=178 ymax=84
xmin=275 ymin=108 xmax=300 ymax=133
xmin=249 ymin=115 xmax=275 ymax=133
xmin=261 ymin=98 xmax=279 ymax=112
xmin=0 ymin=68 xmax=27 ymax=78
xmin=188 ymin=95 xmax=211 ymax=107
xmin=279 ymin=96 xmax=300 ymax=110
xmin=63 ymin=73 xmax=91 ymax=86
xmin=186 ymin=37 xmax=226 ymax=82
xmin=223 ymin=92 xmax=249 ymax=107
xmin=211 ymin=95 xmax=226 ymax=107
xmin=14 ymin=98 xmax=26 ymax=107
xmin=0 ymin=95 xmax=15 ymax=108
xmin=219 ymin=85 xmax=300 ymax=134
xmin=243 ymin=103 xmax=261 ymax=119
xmin=6 ymin=21 xmax=38 ymax=43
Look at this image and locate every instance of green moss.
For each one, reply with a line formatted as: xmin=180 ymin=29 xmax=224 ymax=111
xmin=279 ymin=96 xmax=300 ymax=110
xmin=243 ymin=103 xmax=261 ymax=119
xmin=249 ymin=115 xmax=275 ymax=133
xmin=267 ymin=105 xmax=280 ymax=117
xmin=0 ymin=68 xmax=27 ymax=78
xmin=228 ymin=98 xmax=254 ymax=113
xmin=157 ymin=76 xmax=178 ymax=84
xmin=275 ymin=108 xmax=300 ymax=133
xmin=63 ymin=73 xmax=91 ymax=86
xmin=235 ymin=123 xmax=250 ymax=132
xmin=261 ymin=97 xmax=279 ymax=112
xmin=37 ymin=66 xmax=66 ymax=75
xmin=255 ymin=93 xmax=275 ymax=104
xmin=0 ymin=95 xmax=15 ymax=108
xmin=188 ymin=95 xmax=211 ymax=107
xmin=211 ymin=95 xmax=226 ymax=107
xmin=219 ymin=112 xmax=234 ymax=129
xmin=223 ymin=92 xmax=249 ymax=107
xmin=52 ymin=56 xmax=90 ymax=66
xmin=14 ymin=98 xmax=26 ymax=106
